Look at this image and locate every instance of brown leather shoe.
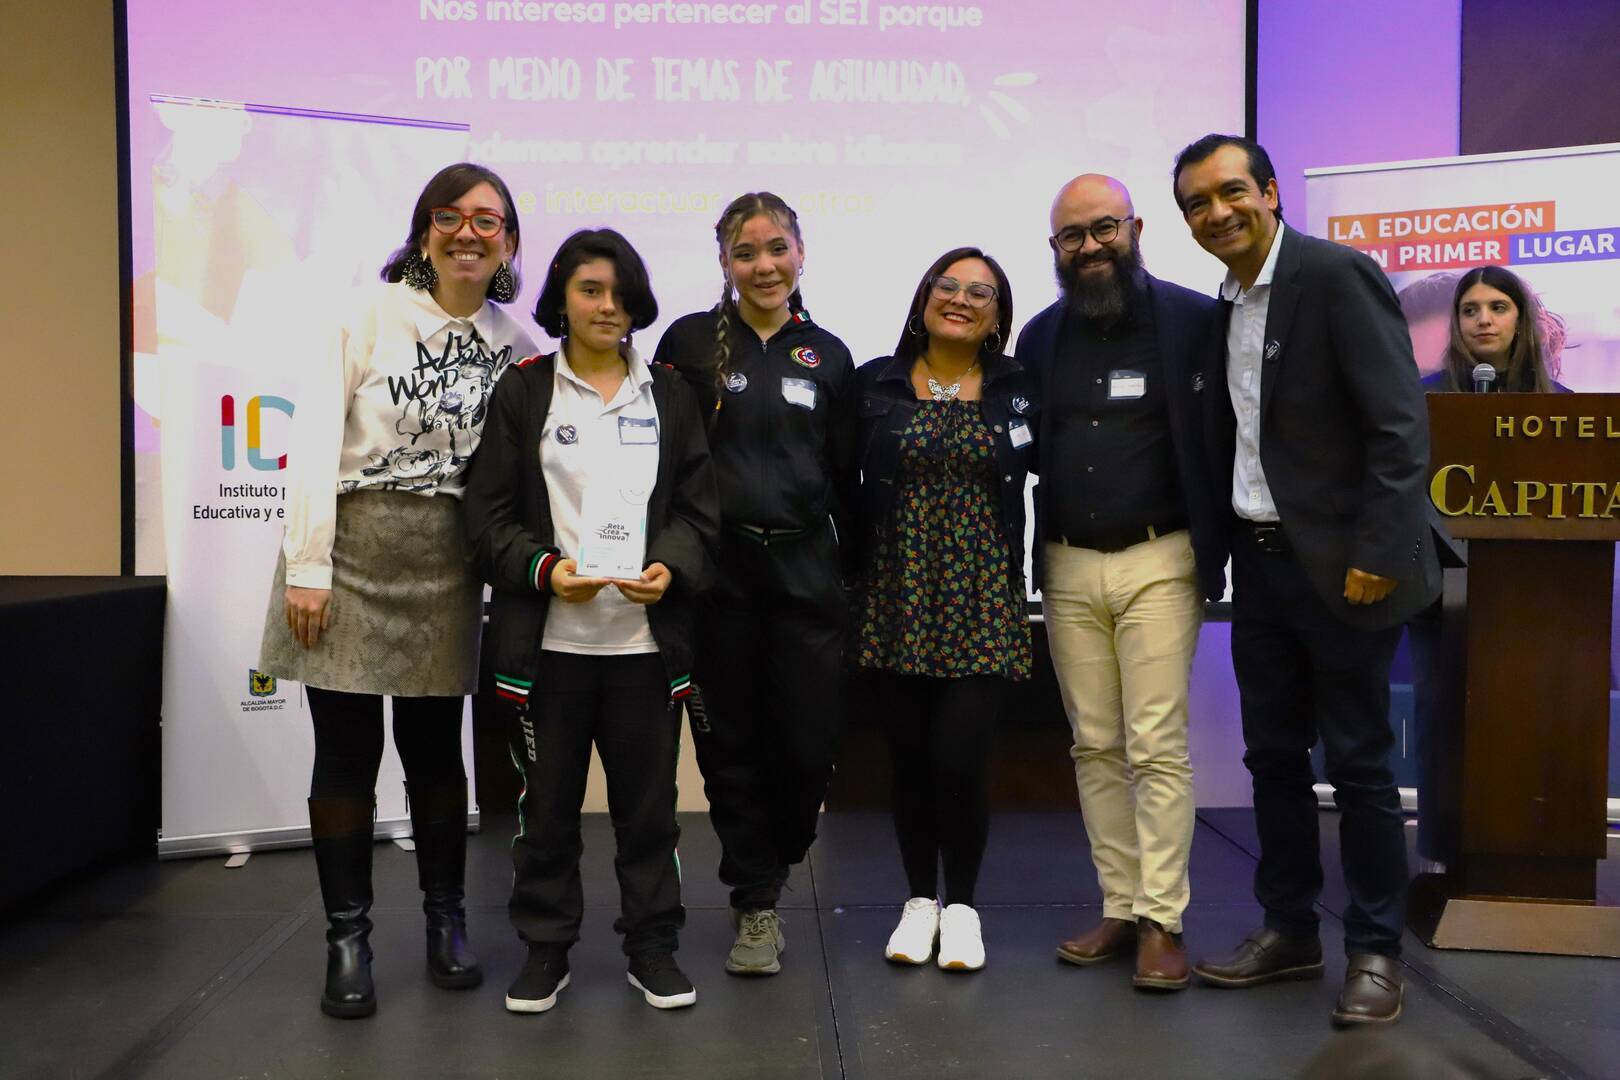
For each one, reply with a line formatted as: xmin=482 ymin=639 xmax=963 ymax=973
xmin=1132 ymin=920 xmax=1189 ymax=991
xmin=1056 ymin=917 xmax=1136 ymax=966
xmin=1332 ymin=953 xmax=1403 ymax=1026
xmin=1193 ymin=927 xmax=1324 ymax=988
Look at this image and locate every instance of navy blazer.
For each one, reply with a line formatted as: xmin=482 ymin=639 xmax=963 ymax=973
xmin=852 ymin=351 xmax=1037 ymax=583
xmin=1015 ymin=277 xmax=1228 ymax=601
xmin=1203 ymin=227 xmax=1441 ymax=630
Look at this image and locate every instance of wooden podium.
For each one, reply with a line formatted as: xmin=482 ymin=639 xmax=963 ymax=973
xmin=1409 ymin=393 xmax=1620 ymax=956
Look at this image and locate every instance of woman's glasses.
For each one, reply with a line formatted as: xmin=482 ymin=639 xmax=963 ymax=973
xmin=930 ymin=276 xmax=998 ymax=307
xmin=429 ymin=208 xmax=506 ymax=238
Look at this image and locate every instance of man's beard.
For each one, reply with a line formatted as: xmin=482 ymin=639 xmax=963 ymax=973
xmin=1057 ymin=240 xmax=1146 ymax=325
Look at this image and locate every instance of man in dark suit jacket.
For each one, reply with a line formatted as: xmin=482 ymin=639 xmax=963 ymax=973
xmin=1018 ymin=174 xmax=1227 ymax=992
xmin=1171 ymin=135 xmax=1440 ymax=1027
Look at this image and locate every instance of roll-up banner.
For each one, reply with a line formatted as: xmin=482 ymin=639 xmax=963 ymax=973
xmin=151 ymin=101 xmax=477 ymax=856
xmin=1306 ymin=143 xmax=1620 ymax=816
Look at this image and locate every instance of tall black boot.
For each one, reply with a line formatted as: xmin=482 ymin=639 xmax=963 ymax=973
xmin=309 ymin=797 xmax=377 ymax=1018
xmin=410 ymin=785 xmax=483 ymax=989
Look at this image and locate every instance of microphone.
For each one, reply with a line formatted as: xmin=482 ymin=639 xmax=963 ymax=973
xmin=1471 ymin=363 xmax=1498 ymax=393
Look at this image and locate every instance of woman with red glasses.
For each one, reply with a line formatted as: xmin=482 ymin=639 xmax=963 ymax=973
xmin=258 ymin=162 xmax=537 ymax=1019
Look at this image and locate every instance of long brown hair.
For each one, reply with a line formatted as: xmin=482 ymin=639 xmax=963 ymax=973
xmin=711 ymin=192 xmax=804 ymax=404
xmin=1440 ymin=266 xmax=1562 ymax=392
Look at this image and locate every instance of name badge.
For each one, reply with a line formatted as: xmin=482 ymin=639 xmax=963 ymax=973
xmin=781 ymin=377 xmax=818 ymax=411
xmin=1108 ymin=370 xmax=1146 ymax=400
xmin=1008 ymin=419 xmax=1032 ymax=449
xmin=618 ymin=416 xmax=658 ymax=444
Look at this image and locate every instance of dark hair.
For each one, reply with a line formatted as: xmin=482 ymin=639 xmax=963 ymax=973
xmin=892 ymin=247 xmax=1014 ymax=367
xmin=1440 ymin=265 xmax=1563 ymax=392
xmin=380 ymin=162 xmax=523 ymax=300
xmin=711 ymin=192 xmax=805 ymax=401
xmin=1171 ymin=134 xmax=1285 ymax=221
xmin=531 ymin=228 xmax=658 ymax=339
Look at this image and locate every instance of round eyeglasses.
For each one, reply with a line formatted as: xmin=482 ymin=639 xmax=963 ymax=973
xmin=1051 ymin=215 xmax=1134 ymax=253
xmin=930 ymin=276 xmax=999 ymax=307
xmin=429 ymin=207 xmax=506 ymax=238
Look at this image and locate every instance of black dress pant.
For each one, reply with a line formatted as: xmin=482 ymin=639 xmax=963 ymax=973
xmin=692 ymin=526 xmax=845 ymax=910
xmin=1230 ymin=532 xmax=1409 ymax=957
xmin=507 ymin=651 xmax=683 ymax=955
xmin=868 ymin=672 xmax=1003 ymax=907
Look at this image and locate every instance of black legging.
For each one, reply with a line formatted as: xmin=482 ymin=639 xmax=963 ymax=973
xmin=306 ymin=686 xmax=466 ymax=801
xmin=869 ymin=672 xmax=1005 ymax=907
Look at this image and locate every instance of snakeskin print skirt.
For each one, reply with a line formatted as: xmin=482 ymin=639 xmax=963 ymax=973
xmin=258 ymin=490 xmax=483 ymax=697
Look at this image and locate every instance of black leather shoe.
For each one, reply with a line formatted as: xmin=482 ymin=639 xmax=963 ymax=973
xmin=1332 ymin=953 xmax=1403 ymax=1026
xmin=1193 ymin=927 xmax=1324 ymax=988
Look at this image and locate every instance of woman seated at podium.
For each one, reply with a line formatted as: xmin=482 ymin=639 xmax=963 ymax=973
xmin=1419 ymin=265 xmax=1567 ymax=393
xmin=260 ymin=163 xmax=536 ymax=1019
xmin=1410 ymin=264 xmax=1569 ymax=866
xmin=850 ymin=247 xmax=1034 ymax=972
xmin=463 ymin=228 xmax=719 ymax=1014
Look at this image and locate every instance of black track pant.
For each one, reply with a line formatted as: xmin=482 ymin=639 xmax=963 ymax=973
xmin=691 ymin=527 xmax=845 ymax=910
xmin=507 ymin=651 xmax=684 ymax=955
xmin=868 ymin=672 xmax=1004 ymax=907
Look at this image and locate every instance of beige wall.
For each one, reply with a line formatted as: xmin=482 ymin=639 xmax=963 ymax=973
xmin=0 ymin=1 xmax=122 ymax=573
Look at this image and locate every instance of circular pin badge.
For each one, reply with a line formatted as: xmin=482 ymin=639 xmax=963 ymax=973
xmin=725 ymin=371 xmax=749 ymax=393
xmin=555 ymin=424 xmax=578 ymax=445
xmin=1011 ymin=395 xmax=1030 ymax=415
xmin=789 ymin=346 xmax=821 ymax=369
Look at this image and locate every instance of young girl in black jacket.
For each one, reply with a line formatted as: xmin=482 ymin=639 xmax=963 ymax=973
xmin=464 ymin=229 xmax=720 ymax=1013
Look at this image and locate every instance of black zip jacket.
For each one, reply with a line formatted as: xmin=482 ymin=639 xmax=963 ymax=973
xmin=853 ymin=352 xmax=1038 ymax=584
xmin=462 ymin=353 xmax=721 ymax=702
xmin=652 ymin=309 xmax=858 ymax=547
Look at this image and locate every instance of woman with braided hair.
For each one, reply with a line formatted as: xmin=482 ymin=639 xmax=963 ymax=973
xmin=652 ymin=191 xmax=858 ymax=977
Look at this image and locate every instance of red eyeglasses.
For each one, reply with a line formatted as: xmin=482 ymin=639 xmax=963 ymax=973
xmin=429 ymin=207 xmax=506 ymax=238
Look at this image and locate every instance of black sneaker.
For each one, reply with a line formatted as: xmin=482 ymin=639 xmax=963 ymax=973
xmin=627 ymin=950 xmax=697 ymax=1009
xmin=505 ymin=944 xmax=570 ymax=1014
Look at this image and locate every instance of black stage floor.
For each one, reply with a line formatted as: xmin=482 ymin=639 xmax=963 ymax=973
xmin=3 ymin=810 xmax=1616 ymax=1080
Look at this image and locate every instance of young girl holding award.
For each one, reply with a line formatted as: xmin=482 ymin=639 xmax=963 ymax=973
xmin=464 ymin=228 xmax=720 ymax=1014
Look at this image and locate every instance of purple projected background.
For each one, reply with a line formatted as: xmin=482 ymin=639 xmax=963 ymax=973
xmin=126 ymin=0 xmax=1247 ymax=577
xmin=125 ymin=0 xmax=1246 ymax=350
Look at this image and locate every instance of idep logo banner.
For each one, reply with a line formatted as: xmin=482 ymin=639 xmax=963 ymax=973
xmin=220 ymin=394 xmax=294 ymax=471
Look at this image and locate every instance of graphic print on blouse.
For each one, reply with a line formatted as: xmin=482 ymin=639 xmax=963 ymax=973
xmin=345 ymin=328 xmax=516 ymax=493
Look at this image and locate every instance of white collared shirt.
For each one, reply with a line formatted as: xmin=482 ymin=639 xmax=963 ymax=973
xmin=540 ymin=348 xmax=661 ymax=655
xmin=1219 ymin=221 xmax=1286 ymax=523
xmin=282 ymin=282 xmax=537 ymax=588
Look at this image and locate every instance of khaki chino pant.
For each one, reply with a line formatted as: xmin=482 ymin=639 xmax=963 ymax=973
xmin=1042 ymin=531 xmax=1202 ymax=932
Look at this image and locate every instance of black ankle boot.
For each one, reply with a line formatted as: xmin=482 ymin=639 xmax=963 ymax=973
xmin=310 ymin=798 xmax=378 ymax=1018
xmin=411 ymin=787 xmax=483 ymax=989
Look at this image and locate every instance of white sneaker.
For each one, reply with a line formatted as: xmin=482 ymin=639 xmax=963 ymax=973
xmin=884 ymin=897 xmax=939 ymax=964
xmin=936 ymin=904 xmax=984 ymax=971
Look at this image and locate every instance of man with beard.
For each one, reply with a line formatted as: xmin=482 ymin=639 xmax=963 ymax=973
xmin=1016 ymin=174 xmax=1228 ymax=991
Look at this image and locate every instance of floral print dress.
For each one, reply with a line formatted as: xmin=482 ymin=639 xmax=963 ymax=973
xmin=855 ymin=400 xmax=1032 ymax=679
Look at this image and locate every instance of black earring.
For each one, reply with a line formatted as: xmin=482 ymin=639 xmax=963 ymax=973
xmin=402 ymin=250 xmax=437 ymax=291
xmin=490 ymin=261 xmax=515 ymax=303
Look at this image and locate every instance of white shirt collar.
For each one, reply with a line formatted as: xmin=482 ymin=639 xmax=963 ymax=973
xmin=1219 ymin=221 xmax=1286 ymax=302
xmin=556 ymin=344 xmax=650 ymax=398
xmin=401 ymin=281 xmax=498 ymax=342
